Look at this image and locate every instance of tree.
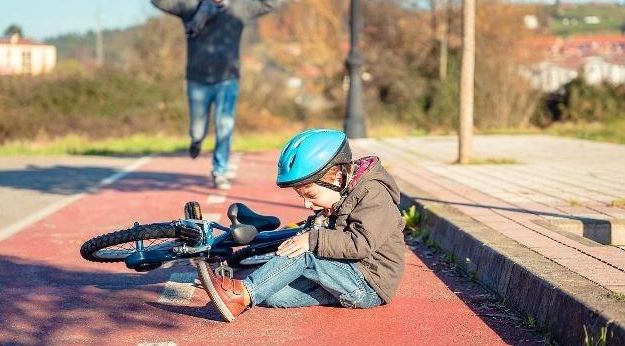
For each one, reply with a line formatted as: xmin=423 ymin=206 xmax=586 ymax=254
xmin=458 ymin=0 xmax=475 ymax=164
xmin=3 ymin=24 xmax=23 ymax=37
xmin=474 ymin=3 xmax=542 ymax=129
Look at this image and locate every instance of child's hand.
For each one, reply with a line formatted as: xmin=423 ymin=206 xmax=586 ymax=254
xmin=277 ymin=233 xmax=310 ymax=258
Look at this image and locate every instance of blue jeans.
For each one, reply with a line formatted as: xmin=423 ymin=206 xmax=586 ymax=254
xmin=187 ymin=79 xmax=239 ymax=176
xmin=243 ymin=252 xmax=382 ymax=309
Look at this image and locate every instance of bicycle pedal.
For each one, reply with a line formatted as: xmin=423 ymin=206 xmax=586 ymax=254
xmin=214 ymin=263 xmax=233 ymax=279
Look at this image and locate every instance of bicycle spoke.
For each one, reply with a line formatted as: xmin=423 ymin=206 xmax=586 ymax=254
xmin=94 ymin=238 xmax=181 ymax=259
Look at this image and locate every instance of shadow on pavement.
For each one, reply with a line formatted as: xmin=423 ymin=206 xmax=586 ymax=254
xmin=406 ymin=241 xmax=544 ymax=345
xmin=146 ymin=301 xmax=222 ymax=321
xmin=0 ymin=165 xmax=209 ymax=196
xmin=0 ymin=255 xmax=207 ymax=344
xmin=0 ymin=163 xmax=304 ymax=212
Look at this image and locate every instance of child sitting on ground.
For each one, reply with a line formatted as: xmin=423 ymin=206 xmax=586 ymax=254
xmin=201 ymin=128 xmax=406 ymax=321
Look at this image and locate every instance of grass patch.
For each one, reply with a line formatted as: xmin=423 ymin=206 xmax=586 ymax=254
xmin=402 ymin=205 xmax=422 ymax=237
xmin=462 ymin=157 xmax=520 ymax=165
xmin=367 ymin=120 xmax=427 ymax=138
xmin=0 ymin=122 xmax=427 ymax=157
xmin=0 ymin=131 xmax=298 ymax=156
xmin=568 ymin=198 xmax=582 ymax=207
xmin=606 ymin=291 xmax=625 ymax=302
xmin=476 ymin=119 xmax=625 ymax=146
xmin=609 ymin=198 xmax=625 ymax=208
xmin=478 ymin=127 xmax=542 ymax=136
xmin=547 ymin=118 xmax=625 ymax=145
xmin=584 ymin=325 xmax=608 ymax=346
xmin=523 ymin=314 xmax=538 ymax=330
xmin=230 ymin=131 xmax=293 ymax=152
xmin=442 ymin=252 xmax=456 ymax=264
xmin=0 ymin=134 xmax=187 ymax=156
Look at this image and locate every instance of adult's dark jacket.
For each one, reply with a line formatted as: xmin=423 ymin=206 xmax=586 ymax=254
xmin=308 ymin=156 xmax=406 ymax=303
xmin=151 ymin=0 xmax=283 ymax=84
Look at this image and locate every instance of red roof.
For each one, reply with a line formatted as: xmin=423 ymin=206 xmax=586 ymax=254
xmin=564 ymin=34 xmax=625 ymax=45
xmin=526 ymin=34 xmax=625 ymax=57
xmin=0 ymin=36 xmax=47 ymax=46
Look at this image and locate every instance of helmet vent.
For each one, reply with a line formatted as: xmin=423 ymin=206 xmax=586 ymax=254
xmin=288 ymin=154 xmax=296 ymax=169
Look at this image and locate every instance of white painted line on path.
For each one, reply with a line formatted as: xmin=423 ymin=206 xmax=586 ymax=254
xmin=206 ymin=194 xmax=226 ymax=204
xmin=137 ymin=342 xmax=177 ymax=346
xmin=156 ymin=271 xmax=197 ymax=305
xmin=0 ymin=155 xmax=154 ymax=242
xmin=205 ymin=213 xmax=222 ymax=222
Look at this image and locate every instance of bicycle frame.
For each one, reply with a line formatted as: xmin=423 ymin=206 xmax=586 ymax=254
xmin=123 ymin=218 xmax=303 ymax=271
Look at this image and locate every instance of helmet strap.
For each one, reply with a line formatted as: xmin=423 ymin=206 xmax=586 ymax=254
xmin=315 ymin=180 xmax=343 ymax=192
xmin=314 ymin=163 xmax=353 ymax=195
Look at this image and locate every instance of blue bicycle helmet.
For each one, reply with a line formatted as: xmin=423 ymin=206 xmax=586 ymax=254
xmin=277 ymin=129 xmax=352 ymax=188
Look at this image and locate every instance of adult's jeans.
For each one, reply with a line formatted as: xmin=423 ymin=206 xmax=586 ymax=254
xmin=187 ymin=79 xmax=239 ymax=176
xmin=243 ymin=252 xmax=382 ymax=309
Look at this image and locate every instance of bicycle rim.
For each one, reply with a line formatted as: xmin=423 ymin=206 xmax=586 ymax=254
xmin=92 ymin=238 xmax=182 ymax=260
xmin=80 ymin=222 xmax=182 ymax=263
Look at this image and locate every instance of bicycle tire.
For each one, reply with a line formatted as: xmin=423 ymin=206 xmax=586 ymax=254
xmin=227 ymin=240 xmax=282 ymax=267
xmin=184 ymin=201 xmax=202 ymax=220
xmin=80 ymin=222 xmax=197 ymax=263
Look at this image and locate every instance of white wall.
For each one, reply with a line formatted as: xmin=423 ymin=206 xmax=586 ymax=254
xmin=0 ymin=43 xmax=56 ymax=75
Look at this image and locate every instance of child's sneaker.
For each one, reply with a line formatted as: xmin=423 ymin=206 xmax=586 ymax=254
xmin=212 ymin=174 xmax=231 ymax=190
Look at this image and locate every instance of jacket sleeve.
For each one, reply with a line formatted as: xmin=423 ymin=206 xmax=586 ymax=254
xmin=229 ymin=0 xmax=288 ymax=20
xmin=310 ymin=186 xmax=399 ymax=260
xmin=151 ymin=0 xmax=199 ymax=18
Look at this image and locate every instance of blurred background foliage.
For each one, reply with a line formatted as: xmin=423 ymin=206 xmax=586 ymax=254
xmin=1 ymin=0 xmax=625 ymax=147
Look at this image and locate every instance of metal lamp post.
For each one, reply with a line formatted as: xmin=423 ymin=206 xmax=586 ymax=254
xmin=343 ymin=0 xmax=367 ymax=138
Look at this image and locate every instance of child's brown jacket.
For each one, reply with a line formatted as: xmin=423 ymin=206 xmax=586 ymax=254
xmin=308 ymin=156 xmax=406 ymax=303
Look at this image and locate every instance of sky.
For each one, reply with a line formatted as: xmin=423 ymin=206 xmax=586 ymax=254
xmin=2 ymin=0 xmax=623 ymax=41
xmin=0 ymin=0 xmax=161 ymax=41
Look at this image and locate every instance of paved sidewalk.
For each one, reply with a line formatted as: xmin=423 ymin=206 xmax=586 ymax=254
xmin=0 ymin=150 xmax=542 ymax=345
xmin=352 ymin=135 xmax=625 ymax=295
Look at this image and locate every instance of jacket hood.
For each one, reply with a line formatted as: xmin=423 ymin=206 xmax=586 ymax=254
xmin=347 ymin=156 xmax=401 ymax=205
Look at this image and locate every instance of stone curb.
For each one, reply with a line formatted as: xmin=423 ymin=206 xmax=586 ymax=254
xmin=396 ymin=177 xmax=625 ymax=346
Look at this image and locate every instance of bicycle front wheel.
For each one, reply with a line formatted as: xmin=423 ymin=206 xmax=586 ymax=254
xmin=80 ymin=223 xmax=194 ymax=263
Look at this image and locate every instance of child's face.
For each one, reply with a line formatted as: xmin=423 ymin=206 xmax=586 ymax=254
xmin=293 ymin=183 xmax=341 ymax=211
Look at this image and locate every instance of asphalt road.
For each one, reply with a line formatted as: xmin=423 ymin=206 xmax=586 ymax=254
xmin=0 ymin=152 xmax=544 ymax=345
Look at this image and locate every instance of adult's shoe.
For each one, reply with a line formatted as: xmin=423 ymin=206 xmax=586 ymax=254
xmin=212 ymin=174 xmax=231 ymax=190
xmin=189 ymin=141 xmax=202 ymax=159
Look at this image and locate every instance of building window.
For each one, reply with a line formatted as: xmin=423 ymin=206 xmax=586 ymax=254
xmin=22 ymin=50 xmax=32 ymax=74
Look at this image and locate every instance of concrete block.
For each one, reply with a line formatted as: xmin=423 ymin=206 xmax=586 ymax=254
xmin=544 ymin=286 xmax=587 ymax=344
xmin=504 ymin=263 xmax=556 ymax=327
xmin=476 ymin=244 xmax=514 ymax=297
xmin=400 ymin=184 xmax=625 ymax=345
xmin=544 ymin=218 xmax=625 ymax=245
xmin=612 ymin=219 xmax=625 ymax=245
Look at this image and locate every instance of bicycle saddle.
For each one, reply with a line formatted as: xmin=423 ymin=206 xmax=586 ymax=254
xmin=227 ymin=203 xmax=281 ymax=232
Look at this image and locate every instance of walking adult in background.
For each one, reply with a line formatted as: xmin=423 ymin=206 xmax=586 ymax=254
xmin=151 ymin=0 xmax=285 ymax=189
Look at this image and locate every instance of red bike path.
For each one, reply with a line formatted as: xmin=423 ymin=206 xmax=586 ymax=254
xmin=0 ymin=152 xmax=542 ymax=345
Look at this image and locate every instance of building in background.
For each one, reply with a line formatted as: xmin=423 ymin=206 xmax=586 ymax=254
xmin=0 ymin=33 xmax=56 ymax=75
xmin=522 ymin=34 xmax=625 ymax=92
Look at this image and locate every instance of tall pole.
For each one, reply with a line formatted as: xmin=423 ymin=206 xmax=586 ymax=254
xmin=458 ymin=0 xmax=475 ymax=163
xmin=344 ymin=0 xmax=367 ymax=138
xmin=438 ymin=0 xmax=449 ymax=81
